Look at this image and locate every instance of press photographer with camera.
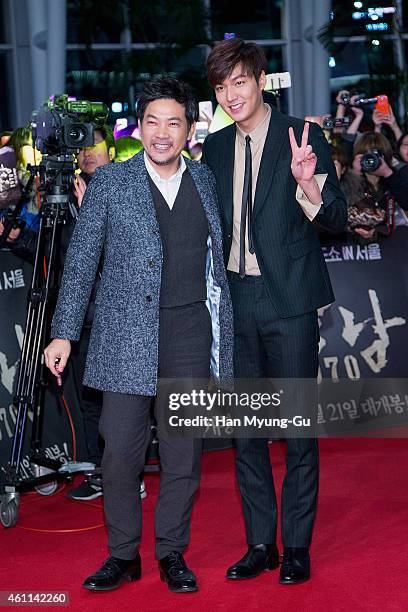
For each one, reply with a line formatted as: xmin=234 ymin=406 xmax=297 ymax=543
xmin=346 ymin=131 xmax=408 ymax=240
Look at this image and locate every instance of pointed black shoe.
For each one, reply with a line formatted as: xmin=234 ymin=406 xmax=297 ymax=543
xmin=159 ymin=551 xmax=198 ymax=593
xmin=226 ymin=544 xmax=280 ymax=580
xmin=279 ymin=547 xmax=310 ymax=585
xmin=82 ymin=554 xmax=141 ymax=591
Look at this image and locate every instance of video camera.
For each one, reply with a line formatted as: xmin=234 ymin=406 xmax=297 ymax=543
xmin=29 ymin=94 xmax=109 ymax=216
xmin=32 ymin=94 xmax=108 ymax=155
xmin=322 ymin=116 xmax=350 ymax=130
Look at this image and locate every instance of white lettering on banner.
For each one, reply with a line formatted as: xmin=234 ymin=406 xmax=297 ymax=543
xmin=0 ymin=443 xmax=70 ymax=480
xmin=0 ymin=164 xmax=19 ymax=192
xmin=360 ymin=289 xmax=406 ymax=373
xmin=318 ymin=395 xmax=408 ymax=423
xmin=0 ymin=324 xmax=23 ymax=394
xmin=323 ymin=243 xmax=382 ymax=262
xmin=318 ymin=290 xmax=407 ymax=381
xmin=0 ymin=269 xmax=25 ymax=291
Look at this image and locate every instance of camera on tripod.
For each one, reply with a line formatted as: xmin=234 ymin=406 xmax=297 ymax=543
xmin=0 ymin=95 xmax=109 ymax=527
xmin=361 ymin=148 xmax=384 ymax=173
xmin=30 ymin=94 xmax=108 ymax=215
xmin=32 ymin=94 xmax=108 ymax=155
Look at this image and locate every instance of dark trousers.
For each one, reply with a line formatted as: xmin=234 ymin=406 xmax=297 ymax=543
xmin=70 ymin=327 xmax=104 ymax=466
xmin=98 ymin=302 xmax=212 ymax=560
xmin=228 ymin=272 xmax=319 ymax=548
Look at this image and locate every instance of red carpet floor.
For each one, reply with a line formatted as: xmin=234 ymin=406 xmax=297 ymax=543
xmin=1 ymin=439 xmax=408 ymax=612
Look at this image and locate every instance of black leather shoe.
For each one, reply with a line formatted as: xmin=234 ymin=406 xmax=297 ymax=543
xmin=159 ymin=551 xmax=198 ymax=593
xmin=279 ymin=547 xmax=310 ymax=585
xmin=82 ymin=554 xmax=141 ymax=591
xmin=226 ymin=544 xmax=280 ymax=580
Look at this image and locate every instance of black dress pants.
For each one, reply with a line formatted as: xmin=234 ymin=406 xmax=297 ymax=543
xmin=98 ymin=302 xmax=212 ymax=560
xmin=70 ymin=327 xmax=104 ymax=467
xmin=228 ymin=272 xmax=319 ymax=548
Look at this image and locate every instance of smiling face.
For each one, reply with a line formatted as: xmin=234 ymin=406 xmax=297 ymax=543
xmin=140 ymin=98 xmax=194 ymax=177
xmin=214 ymin=62 xmax=267 ymax=133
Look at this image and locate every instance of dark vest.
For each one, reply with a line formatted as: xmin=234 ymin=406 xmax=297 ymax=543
xmin=148 ymin=169 xmax=209 ymax=307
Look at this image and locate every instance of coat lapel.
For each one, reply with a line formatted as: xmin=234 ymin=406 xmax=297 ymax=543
xmin=252 ymin=107 xmax=287 ymax=221
xmin=187 ymin=159 xmax=220 ymax=240
xmin=216 ymin=125 xmax=235 ymax=233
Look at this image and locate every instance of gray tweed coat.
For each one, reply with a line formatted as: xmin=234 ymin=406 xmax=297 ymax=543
xmin=51 ymin=151 xmax=234 ymax=395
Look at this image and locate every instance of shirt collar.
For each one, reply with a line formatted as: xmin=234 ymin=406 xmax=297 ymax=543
xmin=144 ymin=151 xmax=186 ymax=183
xmin=236 ymin=103 xmax=271 ymax=146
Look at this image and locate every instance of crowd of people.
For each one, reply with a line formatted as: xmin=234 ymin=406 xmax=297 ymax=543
xmin=314 ymin=90 xmax=408 ymax=242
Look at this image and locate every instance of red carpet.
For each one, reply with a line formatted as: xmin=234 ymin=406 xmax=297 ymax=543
xmin=1 ymin=439 xmax=408 ymax=611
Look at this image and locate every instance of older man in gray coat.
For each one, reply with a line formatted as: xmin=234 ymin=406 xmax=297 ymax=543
xmin=45 ymin=77 xmax=233 ymax=594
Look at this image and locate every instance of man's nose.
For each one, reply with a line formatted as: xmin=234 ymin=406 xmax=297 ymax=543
xmin=225 ymin=86 xmax=237 ymax=103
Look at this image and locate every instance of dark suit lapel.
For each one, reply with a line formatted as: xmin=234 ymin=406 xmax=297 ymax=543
xmin=253 ymin=108 xmax=287 ymax=220
xmin=217 ymin=125 xmax=235 ymax=232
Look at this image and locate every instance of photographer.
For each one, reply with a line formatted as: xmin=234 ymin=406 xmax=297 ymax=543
xmin=347 ymin=131 xmax=408 ymax=241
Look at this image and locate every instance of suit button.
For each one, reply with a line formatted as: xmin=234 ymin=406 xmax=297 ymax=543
xmin=146 ymin=295 xmax=152 ymax=302
xmin=148 ymin=260 xmax=155 ymax=268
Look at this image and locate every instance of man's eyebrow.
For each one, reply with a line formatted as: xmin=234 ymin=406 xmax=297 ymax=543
xmin=145 ymin=113 xmax=182 ymax=121
xmin=216 ymin=74 xmax=247 ymax=86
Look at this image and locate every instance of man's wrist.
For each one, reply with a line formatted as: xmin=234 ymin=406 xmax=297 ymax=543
xmin=297 ymin=177 xmax=322 ymax=205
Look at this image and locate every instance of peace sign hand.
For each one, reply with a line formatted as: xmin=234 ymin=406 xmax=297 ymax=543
xmin=288 ymin=122 xmax=317 ymax=184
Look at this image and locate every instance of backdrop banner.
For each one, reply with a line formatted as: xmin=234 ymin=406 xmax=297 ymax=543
xmin=0 ymin=249 xmax=86 ymax=485
xmin=1 ymin=229 xmax=407 ymax=474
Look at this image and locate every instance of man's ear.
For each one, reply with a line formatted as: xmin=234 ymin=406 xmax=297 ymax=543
xmin=259 ymin=70 xmax=267 ymax=91
xmin=187 ymin=122 xmax=196 ymax=142
xmin=109 ymin=147 xmax=116 ymax=161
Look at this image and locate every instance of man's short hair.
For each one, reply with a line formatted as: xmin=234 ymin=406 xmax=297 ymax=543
xmin=96 ymin=124 xmax=115 ymax=152
xmin=206 ymin=39 xmax=267 ymax=88
xmin=137 ymin=77 xmax=198 ymax=130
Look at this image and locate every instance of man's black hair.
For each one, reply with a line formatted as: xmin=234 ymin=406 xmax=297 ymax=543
xmin=137 ymin=76 xmax=198 ymax=130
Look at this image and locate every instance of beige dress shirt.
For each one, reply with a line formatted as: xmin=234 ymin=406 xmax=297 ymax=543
xmin=228 ymin=104 xmax=327 ymax=275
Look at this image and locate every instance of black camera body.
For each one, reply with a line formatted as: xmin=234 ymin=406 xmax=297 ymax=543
xmin=322 ymin=116 xmax=350 ymax=130
xmin=361 ymin=148 xmax=384 ymax=173
xmin=31 ymin=95 xmax=108 ymax=155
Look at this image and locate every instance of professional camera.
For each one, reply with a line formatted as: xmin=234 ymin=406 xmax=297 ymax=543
xmin=361 ymin=148 xmax=384 ymax=173
xmin=322 ymin=116 xmax=350 ymax=130
xmin=30 ymin=94 xmax=109 ymax=215
xmin=32 ymin=94 xmax=108 ymax=155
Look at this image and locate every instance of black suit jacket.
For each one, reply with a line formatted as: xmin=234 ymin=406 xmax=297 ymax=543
xmin=202 ymin=108 xmax=347 ymax=318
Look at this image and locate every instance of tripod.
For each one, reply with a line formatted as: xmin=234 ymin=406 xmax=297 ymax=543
xmin=0 ymin=156 xmax=79 ymax=528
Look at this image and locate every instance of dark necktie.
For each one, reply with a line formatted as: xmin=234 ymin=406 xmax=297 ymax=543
xmin=239 ymin=135 xmax=254 ymax=279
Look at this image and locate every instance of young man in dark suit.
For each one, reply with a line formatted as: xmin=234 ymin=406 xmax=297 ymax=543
xmin=44 ymin=77 xmax=233 ymax=594
xmin=202 ymin=39 xmax=347 ymax=585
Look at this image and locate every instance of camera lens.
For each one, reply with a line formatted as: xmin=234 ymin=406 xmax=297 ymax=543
xmin=68 ymin=124 xmax=87 ymax=145
xmin=361 ymin=152 xmax=380 ymax=172
xmin=341 ymin=93 xmax=350 ymax=105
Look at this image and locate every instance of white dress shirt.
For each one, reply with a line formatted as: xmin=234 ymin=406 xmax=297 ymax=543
xmin=144 ymin=152 xmax=186 ymax=209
